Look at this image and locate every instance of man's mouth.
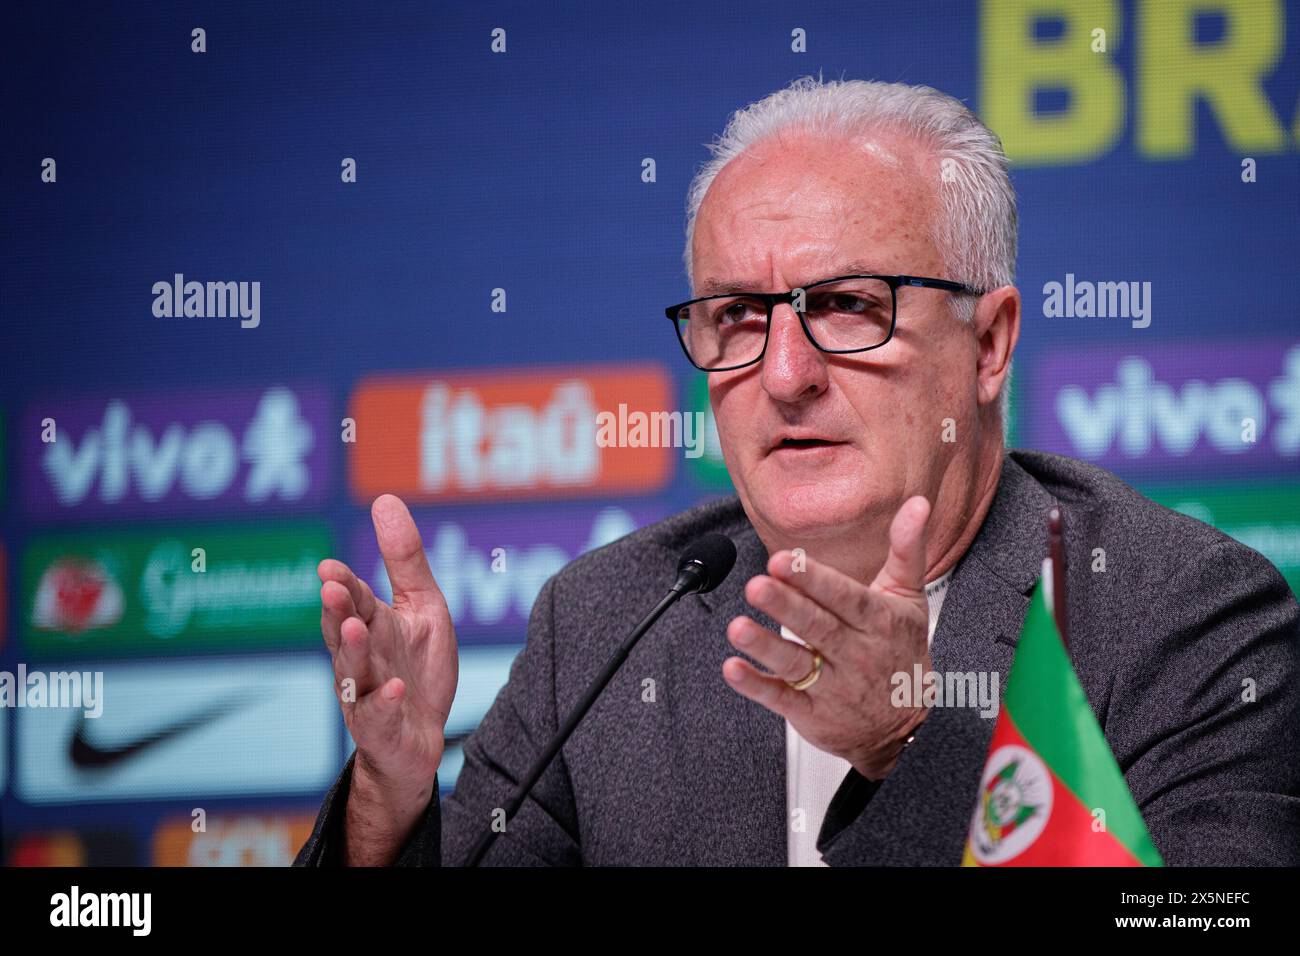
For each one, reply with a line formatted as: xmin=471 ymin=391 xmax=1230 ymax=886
xmin=771 ymin=435 xmax=847 ymax=453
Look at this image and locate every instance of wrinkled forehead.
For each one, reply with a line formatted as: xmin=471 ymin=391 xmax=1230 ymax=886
xmin=691 ymin=129 xmax=945 ymax=289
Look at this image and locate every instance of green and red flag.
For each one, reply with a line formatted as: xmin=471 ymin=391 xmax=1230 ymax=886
xmin=962 ymin=569 xmax=1163 ymax=867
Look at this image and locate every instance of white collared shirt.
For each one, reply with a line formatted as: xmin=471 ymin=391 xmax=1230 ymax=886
xmin=783 ymin=569 xmax=954 ymax=867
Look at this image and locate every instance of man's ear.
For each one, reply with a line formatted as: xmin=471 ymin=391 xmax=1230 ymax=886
xmin=972 ymin=285 xmax=1020 ymax=409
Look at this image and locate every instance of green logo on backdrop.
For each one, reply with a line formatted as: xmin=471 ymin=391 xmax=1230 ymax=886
xmin=1143 ymin=482 xmax=1300 ymax=593
xmin=21 ymin=522 xmax=331 ymax=657
xmin=685 ymin=376 xmax=733 ymax=490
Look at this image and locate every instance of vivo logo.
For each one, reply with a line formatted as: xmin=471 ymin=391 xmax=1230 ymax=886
xmin=359 ymin=505 xmax=662 ymax=634
xmin=372 ymin=507 xmax=637 ymax=628
xmin=1057 ymin=358 xmax=1263 ymax=456
xmin=1036 ymin=344 xmax=1300 ymax=476
xmin=26 ymin=387 xmax=330 ymax=518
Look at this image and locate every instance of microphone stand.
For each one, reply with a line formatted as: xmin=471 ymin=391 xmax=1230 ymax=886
xmin=1048 ymin=506 xmax=1069 ymax=654
xmin=462 ymin=565 xmax=708 ymax=867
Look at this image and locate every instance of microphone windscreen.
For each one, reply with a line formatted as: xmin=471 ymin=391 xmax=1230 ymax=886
xmin=677 ymin=533 xmax=738 ymax=594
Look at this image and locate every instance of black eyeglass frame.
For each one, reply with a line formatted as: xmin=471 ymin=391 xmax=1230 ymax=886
xmin=665 ymin=273 xmax=986 ymax=372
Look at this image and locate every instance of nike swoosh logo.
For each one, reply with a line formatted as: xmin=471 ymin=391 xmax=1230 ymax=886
xmin=69 ymin=695 xmax=253 ymax=770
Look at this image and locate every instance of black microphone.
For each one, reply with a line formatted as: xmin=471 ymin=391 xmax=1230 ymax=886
xmin=671 ymin=532 xmax=738 ymax=595
xmin=462 ymin=532 xmax=737 ymax=866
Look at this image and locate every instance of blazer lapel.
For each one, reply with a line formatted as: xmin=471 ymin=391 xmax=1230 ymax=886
xmin=663 ymin=520 xmax=788 ymax=865
xmin=930 ymin=453 xmax=1060 ymax=707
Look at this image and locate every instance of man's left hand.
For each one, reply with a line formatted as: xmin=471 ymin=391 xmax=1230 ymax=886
xmin=722 ymin=495 xmax=933 ymax=780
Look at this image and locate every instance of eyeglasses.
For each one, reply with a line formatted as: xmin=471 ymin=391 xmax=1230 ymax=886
xmin=665 ymin=273 xmax=985 ymax=372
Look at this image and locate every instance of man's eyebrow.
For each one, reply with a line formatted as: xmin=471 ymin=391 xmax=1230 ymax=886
xmin=694 ymin=261 xmax=880 ymax=296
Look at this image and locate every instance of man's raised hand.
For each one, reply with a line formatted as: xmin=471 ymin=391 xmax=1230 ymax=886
xmin=318 ymin=494 xmax=459 ymax=863
xmin=722 ymin=495 xmax=933 ymax=780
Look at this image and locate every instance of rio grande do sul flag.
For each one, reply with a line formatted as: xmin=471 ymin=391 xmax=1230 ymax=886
xmin=962 ymin=574 xmax=1164 ymax=867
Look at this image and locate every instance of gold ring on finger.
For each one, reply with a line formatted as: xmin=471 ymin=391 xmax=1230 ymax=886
xmin=786 ymin=648 xmax=823 ymax=691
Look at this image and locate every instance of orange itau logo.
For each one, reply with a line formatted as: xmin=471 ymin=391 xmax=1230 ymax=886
xmin=349 ymin=366 xmax=675 ymax=502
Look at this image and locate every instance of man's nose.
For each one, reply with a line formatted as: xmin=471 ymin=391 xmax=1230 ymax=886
xmin=761 ymin=302 xmax=828 ymax=403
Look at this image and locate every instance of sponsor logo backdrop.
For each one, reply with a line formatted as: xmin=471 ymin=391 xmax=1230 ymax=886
xmin=2 ymin=1 xmax=1297 ymax=863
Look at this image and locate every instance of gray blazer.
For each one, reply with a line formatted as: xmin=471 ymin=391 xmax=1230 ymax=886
xmin=294 ymin=450 xmax=1300 ymax=866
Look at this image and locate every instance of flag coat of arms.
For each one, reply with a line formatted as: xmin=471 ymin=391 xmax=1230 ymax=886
xmin=962 ymin=570 xmax=1164 ymax=866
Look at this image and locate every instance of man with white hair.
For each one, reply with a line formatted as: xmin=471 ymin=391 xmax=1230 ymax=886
xmin=296 ymin=77 xmax=1300 ymax=867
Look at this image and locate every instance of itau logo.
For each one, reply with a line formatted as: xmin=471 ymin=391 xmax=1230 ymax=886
xmin=348 ymin=367 xmax=673 ymax=502
xmin=23 ymin=386 xmax=331 ymax=518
